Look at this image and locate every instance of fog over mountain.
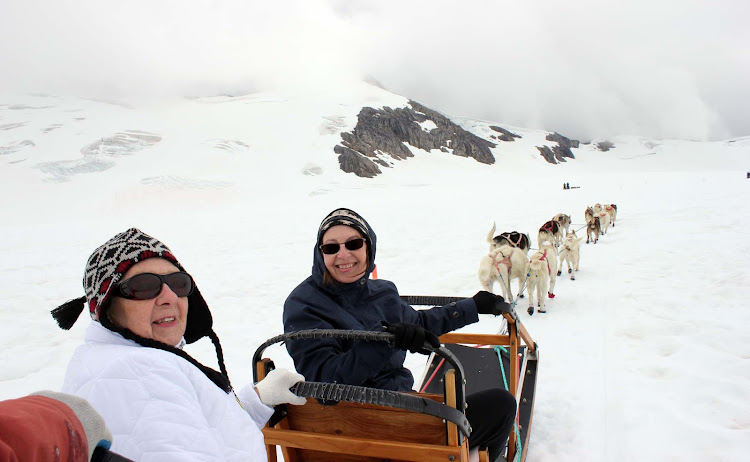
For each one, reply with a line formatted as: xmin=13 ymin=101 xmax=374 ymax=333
xmin=1 ymin=0 xmax=747 ymax=142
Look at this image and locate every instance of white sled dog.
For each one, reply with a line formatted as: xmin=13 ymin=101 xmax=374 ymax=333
xmin=478 ymin=245 xmax=529 ymax=302
xmin=605 ymin=204 xmax=617 ymax=227
xmin=596 ymin=210 xmax=612 ymax=235
xmin=525 ymin=243 xmax=558 ymax=315
xmin=557 ymin=230 xmax=583 ymax=280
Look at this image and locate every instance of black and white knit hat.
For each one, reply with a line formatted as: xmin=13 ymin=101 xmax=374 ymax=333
xmin=317 ymin=208 xmax=371 ymax=248
xmin=53 ymin=227 xmax=213 ymax=344
xmin=52 ymin=228 xmax=232 ymax=391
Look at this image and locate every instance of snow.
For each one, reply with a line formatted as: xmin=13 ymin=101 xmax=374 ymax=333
xmin=1 ymin=85 xmax=749 ymax=461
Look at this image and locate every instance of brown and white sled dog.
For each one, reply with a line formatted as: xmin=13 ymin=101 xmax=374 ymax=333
xmin=478 ymin=244 xmax=529 ymax=302
xmin=537 ymin=220 xmax=562 ymax=247
xmin=586 ymin=215 xmax=601 ymax=244
xmin=552 ymin=213 xmax=572 ymax=237
xmin=605 ymin=204 xmax=617 ymax=227
xmin=557 ymin=230 xmax=583 ymax=280
xmin=584 ymin=206 xmax=595 ymax=225
xmin=525 ymin=243 xmax=558 ymax=315
xmin=486 ymin=222 xmax=531 ymax=254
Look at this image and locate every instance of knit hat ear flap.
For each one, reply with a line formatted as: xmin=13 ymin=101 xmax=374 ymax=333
xmin=183 ymin=287 xmax=213 ymax=344
xmin=51 ymin=296 xmax=87 ymax=330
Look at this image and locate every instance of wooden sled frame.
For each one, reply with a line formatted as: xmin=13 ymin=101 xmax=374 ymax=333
xmin=405 ymin=295 xmax=539 ymax=462
xmin=253 ymin=296 xmax=538 ymax=462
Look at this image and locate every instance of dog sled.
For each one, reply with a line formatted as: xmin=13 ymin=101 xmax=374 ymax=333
xmin=252 ymin=295 xmax=539 ymax=462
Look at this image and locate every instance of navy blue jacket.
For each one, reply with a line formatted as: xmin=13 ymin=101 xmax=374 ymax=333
xmin=283 ymin=211 xmax=479 ymax=391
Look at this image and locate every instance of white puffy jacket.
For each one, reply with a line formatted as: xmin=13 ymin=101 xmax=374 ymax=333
xmin=62 ymin=322 xmax=274 ymax=461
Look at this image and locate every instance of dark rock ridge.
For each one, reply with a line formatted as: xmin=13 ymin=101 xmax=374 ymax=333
xmin=596 ymin=141 xmax=615 ymax=152
xmin=334 ymin=101 xmax=496 ymax=178
xmin=489 ymin=125 xmax=521 ymax=142
xmin=536 ymin=132 xmax=580 ymax=164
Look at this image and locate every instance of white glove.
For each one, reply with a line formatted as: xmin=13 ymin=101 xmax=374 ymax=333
xmin=255 ymin=369 xmax=306 ymax=406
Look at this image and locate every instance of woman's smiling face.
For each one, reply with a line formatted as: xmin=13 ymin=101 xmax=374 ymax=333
xmin=107 ymin=258 xmax=189 ymax=346
xmin=321 ymin=225 xmax=368 ymax=284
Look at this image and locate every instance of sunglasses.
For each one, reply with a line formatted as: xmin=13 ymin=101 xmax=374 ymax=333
xmin=319 ymin=238 xmax=365 ymax=255
xmin=114 ymin=272 xmax=194 ymax=300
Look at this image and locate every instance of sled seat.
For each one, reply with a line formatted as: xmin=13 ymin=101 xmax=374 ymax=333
xmin=253 ymin=329 xmax=486 ymax=462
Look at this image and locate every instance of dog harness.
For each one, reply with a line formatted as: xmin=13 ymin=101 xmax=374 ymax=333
xmin=541 ymin=221 xmax=556 ymax=232
xmin=539 ymin=250 xmax=551 ymax=275
xmin=494 ymin=251 xmax=513 ymax=276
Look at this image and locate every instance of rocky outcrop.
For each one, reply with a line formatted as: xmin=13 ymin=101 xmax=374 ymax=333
xmin=596 ymin=141 xmax=615 ymax=152
xmin=489 ymin=125 xmax=521 ymax=142
xmin=537 ymin=132 xmax=579 ymax=164
xmin=335 ymin=101 xmax=496 ymax=177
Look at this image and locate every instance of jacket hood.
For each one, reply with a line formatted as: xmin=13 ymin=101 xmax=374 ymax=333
xmin=312 ymin=208 xmax=377 ymax=287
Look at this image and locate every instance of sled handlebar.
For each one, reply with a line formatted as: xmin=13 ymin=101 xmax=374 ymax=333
xmin=286 ymin=381 xmax=471 ymax=438
xmin=252 ymin=329 xmax=467 ymax=425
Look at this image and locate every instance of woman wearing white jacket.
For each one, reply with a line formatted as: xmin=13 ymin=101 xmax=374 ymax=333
xmin=52 ymin=228 xmax=305 ymax=461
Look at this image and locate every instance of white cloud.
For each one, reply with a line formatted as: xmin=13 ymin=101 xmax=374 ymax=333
xmin=0 ymin=0 xmax=746 ymax=140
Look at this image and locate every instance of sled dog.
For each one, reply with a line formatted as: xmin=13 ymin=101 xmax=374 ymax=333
xmin=486 ymin=223 xmax=531 ymax=254
xmin=526 ymin=243 xmax=558 ymax=315
xmin=552 ymin=213 xmax=572 ymax=237
xmin=584 ymin=206 xmax=595 ymax=225
xmin=557 ymin=230 xmax=583 ymax=280
xmin=478 ymin=245 xmax=529 ymax=302
xmin=537 ymin=220 xmax=562 ymax=247
xmin=605 ymin=204 xmax=617 ymax=227
xmin=596 ymin=210 xmax=611 ymax=235
xmin=586 ymin=215 xmax=601 ymax=244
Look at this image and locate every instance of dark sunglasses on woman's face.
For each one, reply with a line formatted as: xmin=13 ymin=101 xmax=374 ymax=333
xmin=319 ymin=238 xmax=365 ymax=255
xmin=114 ymin=272 xmax=194 ymax=300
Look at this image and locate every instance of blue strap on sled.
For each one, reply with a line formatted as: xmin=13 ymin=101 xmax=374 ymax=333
xmin=495 ymin=345 xmax=523 ymax=462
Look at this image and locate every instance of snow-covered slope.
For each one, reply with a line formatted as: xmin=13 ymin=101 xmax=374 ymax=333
xmin=1 ymin=83 xmax=749 ymax=461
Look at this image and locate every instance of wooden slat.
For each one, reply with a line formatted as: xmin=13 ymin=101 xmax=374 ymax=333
xmin=280 ymin=397 xmax=448 ymax=446
xmin=516 ymin=321 xmax=536 ymax=353
xmin=263 ymin=428 xmax=463 ymax=462
xmin=444 ymin=369 xmax=459 ymax=447
xmin=439 ymin=332 xmax=511 ymax=346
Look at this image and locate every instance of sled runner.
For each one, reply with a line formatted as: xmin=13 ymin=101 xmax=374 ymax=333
xmin=252 ymin=296 xmax=537 ymax=462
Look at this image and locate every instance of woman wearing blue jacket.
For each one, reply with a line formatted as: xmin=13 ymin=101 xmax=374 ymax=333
xmin=283 ymin=208 xmax=516 ymax=461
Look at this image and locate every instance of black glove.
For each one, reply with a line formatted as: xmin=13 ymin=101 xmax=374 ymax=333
xmin=382 ymin=322 xmax=440 ymax=354
xmin=472 ymin=291 xmax=510 ymax=316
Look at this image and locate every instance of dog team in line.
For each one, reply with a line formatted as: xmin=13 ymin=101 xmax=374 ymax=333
xmin=478 ymin=203 xmax=618 ymax=315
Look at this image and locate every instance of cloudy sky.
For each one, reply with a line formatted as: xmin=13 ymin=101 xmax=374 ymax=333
xmin=1 ymin=0 xmax=747 ymax=142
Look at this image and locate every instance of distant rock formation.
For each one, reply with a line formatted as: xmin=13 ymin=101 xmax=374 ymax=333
xmin=489 ymin=125 xmax=521 ymax=142
xmin=536 ymin=132 xmax=579 ymax=164
xmin=334 ymin=101 xmax=496 ymax=177
xmin=0 ymin=139 xmax=35 ymax=156
xmin=80 ymin=130 xmax=162 ymax=157
xmin=596 ymin=141 xmax=615 ymax=152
